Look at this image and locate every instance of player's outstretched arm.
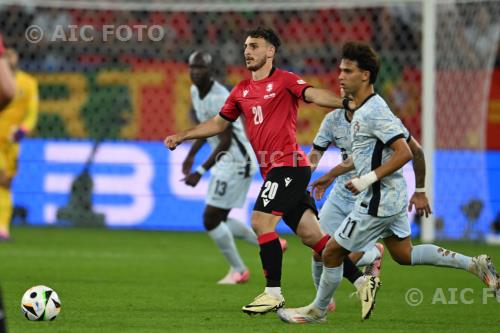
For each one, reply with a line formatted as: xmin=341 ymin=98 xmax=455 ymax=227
xmin=307 ymin=148 xmax=325 ymax=172
xmin=407 ymin=137 xmax=432 ymax=217
xmin=346 ymin=138 xmax=412 ymax=194
xmin=164 ymin=114 xmax=230 ymax=150
xmin=303 ymin=87 xmax=349 ymax=109
xmin=310 ymin=157 xmax=354 ymax=200
xmin=407 ymin=137 xmax=425 ymax=189
xmin=182 ymin=139 xmax=206 ymax=176
xmin=200 ymin=124 xmax=232 ymax=171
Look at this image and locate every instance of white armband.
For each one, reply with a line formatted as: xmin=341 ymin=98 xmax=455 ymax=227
xmin=415 ymin=187 xmax=426 ymax=193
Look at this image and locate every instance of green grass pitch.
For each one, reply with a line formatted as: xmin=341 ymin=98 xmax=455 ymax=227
xmin=1 ymin=227 xmax=499 ymax=332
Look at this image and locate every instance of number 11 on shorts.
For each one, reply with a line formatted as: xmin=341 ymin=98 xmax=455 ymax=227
xmin=340 ymin=217 xmax=357 ymax=239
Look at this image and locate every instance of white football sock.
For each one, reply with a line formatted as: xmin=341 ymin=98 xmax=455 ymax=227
xmin=225 ymin=218 xmax=258 ymax=245
xmin=411 ymin=244 xmax=472 ymax=270
xmin=265 ymin=287 xmax=283 ymax=298
xmin=311 ymin=257 xmax=323 ymax=290
xmin=313 ymin=264 xmax=343 ymax=311
xmin=356 ymin=245 xmax=381 ymax=267
xmin=208 ymin=223 xmax=246 ymax=272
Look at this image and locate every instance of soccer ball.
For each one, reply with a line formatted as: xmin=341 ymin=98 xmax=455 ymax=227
xmin=21 ymin=285 xmax=61 ymax=321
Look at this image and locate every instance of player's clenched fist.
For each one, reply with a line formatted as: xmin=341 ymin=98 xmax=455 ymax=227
xmin=164 ymin=133 xmax=184 ymax=150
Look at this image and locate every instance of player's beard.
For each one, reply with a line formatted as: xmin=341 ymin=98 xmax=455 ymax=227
xmin=246 ymin=56 xmax=267 ymax=71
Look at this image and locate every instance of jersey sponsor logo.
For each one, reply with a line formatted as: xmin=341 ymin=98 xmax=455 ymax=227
xmin=284 ymin=177 xmax=292 ymax=187
xmin=243 ymin=89 xmax=249 ymax=97
xmin=266 ymin=83 xmax=273 ymax=92
xmin=263 ymin=92 xmax=276 ymax=99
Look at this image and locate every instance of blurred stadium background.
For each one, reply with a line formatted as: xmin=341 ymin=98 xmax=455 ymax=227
xmin=0 ymin=0 xmax=499 ymax=242
xmin=1 ymin=1 xmax=500 ymax=332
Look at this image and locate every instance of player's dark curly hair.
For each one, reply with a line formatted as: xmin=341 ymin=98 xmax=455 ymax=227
xmin=342 ymin=42 xmax=380 ymax=84
xmin=246 ymin=27 xmax=281 ymax=52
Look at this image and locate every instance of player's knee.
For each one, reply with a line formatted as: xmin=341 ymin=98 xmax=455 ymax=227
xmin=322 ymin=239 xmax=345 ymax=266
xmin=203 ymin=211 xmax=223 ymax=231
xmin=312 ymin=251 xmax=322 ymax=262
xmin=250 ymin=216 xmax=270 ymax=235
xmin=298 ymin=228 xmax=321 ymax=248
xmin=296 ymin=219 xmax=323 ymax=248
xmin=390 ymin=249 xmax=412 ymax=265
xmin=250 ymin=217 xmax=260 ymax=233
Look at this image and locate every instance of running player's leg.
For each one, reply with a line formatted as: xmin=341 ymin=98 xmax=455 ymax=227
xmin=320 ymin=199 xmax=382 ymax=270
xmin=225 ymin=217 xmax=257 ymax=244
xmin=384 ymin=214 xmax=499 ymax=293
xmin=277 ymin=237 xmax=349 ymax=324
xmin=204 ymin=174 xmax=252 ymax=284
xmin=278 ymin=209 xmax=385 ymax=323
xmin=222 ymin=175 xmax=259 ymax=245
xmin=297 ymin=206 xmax=365 ymax=290
xmin=313 ymin=198 xmax=381 ymax=299
xmin=204 ymin=205 xmax=249 ymax=284
xmin=242 ymin=167 xmax=311 ymax=315
xmin=241 ymin=210 xmax=284 ymax=314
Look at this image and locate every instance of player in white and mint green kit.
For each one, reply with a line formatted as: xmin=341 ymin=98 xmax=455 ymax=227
xmin=308 ymin=108 xmax=386 ymax=310
xmin=181 ymin=51 xmax=261 ymax=285
xmin=311 ymin=109 xmax=383 ymax=265
xmin=278 ymin=41 xmax=500 ymax=324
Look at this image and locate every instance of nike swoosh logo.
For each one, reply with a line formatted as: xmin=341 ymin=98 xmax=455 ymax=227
xmin=244 ymin=304 xmax=275 ymax=308
xmin=363 ymin=294 xmax=369 ymax=302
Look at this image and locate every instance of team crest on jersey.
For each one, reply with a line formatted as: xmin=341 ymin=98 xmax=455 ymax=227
xmin=243 ymin=89 xmax=249 ymax=97
xmin=297 ymin=79 xmax=306 ymax=84
xmin=353 ymin=121 xmax=360 ymax=134
xmin=266 ymin=83 xmax=273 ymax=92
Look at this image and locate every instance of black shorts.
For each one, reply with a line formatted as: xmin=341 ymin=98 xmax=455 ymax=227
xmin=253 ymin=166 xmax=318 ymax=233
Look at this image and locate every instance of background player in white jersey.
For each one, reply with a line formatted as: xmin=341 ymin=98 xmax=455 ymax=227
xmin=181 ymin=51 xmax=268 ymax=284
xmin=278 ymin=41 xmax=500 ymax=324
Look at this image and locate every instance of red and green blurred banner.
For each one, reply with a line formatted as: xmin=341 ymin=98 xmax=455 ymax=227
xmin=34 ymin=62 xmax=500 ymax=149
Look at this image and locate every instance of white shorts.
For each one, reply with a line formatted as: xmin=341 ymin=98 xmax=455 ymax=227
xmin=334 ymin=207 xmax=411 ymax=253
xmin=206 ymin=173 xmax=252 ymax=210
xmin=319 ymin=197 xmax=354 ymax=236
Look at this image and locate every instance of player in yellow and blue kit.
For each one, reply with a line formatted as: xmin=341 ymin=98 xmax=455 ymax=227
xmin=0 ymin=48 xmax=39 ymax=240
